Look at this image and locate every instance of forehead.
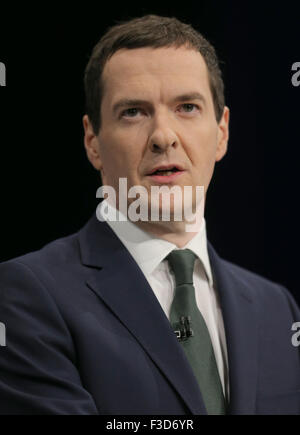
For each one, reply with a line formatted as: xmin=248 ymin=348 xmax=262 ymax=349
xmin=101 ymin=46 xmax=211 ymax=101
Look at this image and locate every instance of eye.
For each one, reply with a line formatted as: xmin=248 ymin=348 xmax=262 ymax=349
xmin=121 ymin=108 xmax=142 ymax=118
xmin=178 ymin=103 xmax=200 ymax=113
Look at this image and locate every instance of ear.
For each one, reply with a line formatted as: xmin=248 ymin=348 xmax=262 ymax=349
xmin=215 ymin=106 xmax=230 ymax=162
xmin=83 ymin=114 xmax=103 ymax=171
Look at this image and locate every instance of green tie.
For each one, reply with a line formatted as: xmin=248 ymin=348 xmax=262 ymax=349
xmin=167 ymin=249 xmax=226 ymax=415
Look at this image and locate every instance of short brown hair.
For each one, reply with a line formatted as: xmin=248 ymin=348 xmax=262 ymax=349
xmin=84 ymin=14 xmax=225 ymax=135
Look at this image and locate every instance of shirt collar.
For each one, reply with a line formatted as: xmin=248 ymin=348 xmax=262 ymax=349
xmin=99 ymin=199 xmax=214 ymax=287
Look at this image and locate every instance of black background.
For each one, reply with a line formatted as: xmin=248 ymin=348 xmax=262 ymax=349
xmin=0 ymin=1 xmax=299 ymax=304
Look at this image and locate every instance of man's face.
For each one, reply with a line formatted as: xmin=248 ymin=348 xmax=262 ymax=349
xmin=84 ymin=45 xmax=229 ymax=216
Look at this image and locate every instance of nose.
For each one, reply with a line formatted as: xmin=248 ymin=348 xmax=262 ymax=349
xmin=148 ymin=111 xmax=180 ymax=154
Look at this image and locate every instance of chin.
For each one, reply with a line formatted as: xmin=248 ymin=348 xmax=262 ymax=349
xmin=146 ymin=195 xmax=186 ymax=222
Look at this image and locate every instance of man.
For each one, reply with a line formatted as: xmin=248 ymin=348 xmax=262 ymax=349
xmin=0 ymin=15 xmax=299 ymax=415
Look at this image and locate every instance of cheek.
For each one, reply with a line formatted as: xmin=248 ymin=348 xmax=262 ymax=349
xmin=111 ymin=130 xmax=145 ymax=170
xmin=98 ymin=131 xmax=126 ymax=166
xmin=187 ymin=129 xmax=217 ymax=164
xmin=186 ymin=127 xmax=218 ymax=178
xmin=100 ymin=140 xmax=141 ymax=180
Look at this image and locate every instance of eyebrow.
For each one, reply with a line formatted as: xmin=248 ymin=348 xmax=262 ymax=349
xmin=112 ymin=92 xmax=207 ymax=115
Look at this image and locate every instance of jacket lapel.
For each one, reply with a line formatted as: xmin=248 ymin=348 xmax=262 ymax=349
xmin=78 ymin=215 xmax=259 ymax=415
xmin=78 ymin=215 xmax=207 ymax=415
xmin=207 ymin=242 xmax=259 ymax=415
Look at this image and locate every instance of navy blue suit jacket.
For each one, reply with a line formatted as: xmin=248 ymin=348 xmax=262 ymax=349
xmin=0 ymin=214 xmax=299 ymax=415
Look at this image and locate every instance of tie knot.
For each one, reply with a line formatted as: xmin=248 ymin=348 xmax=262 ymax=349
xmin=167 ymin=249 xmax=197 ymax=286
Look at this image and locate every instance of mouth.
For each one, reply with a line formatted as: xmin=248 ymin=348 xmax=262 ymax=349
xmin=146 ymin=164 xmax=185 ymax=183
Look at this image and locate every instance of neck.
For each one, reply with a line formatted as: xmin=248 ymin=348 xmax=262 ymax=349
xmin=133 ymin=219 xmax=202 ymax=248
xmin=103 ymin=196 xmax=205 ymax=248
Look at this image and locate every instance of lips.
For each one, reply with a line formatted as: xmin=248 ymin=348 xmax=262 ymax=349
xmin=147 ymin=164 xmax=184 ymax=176
xmin=146 ymin=164 xmax=186 ymax=184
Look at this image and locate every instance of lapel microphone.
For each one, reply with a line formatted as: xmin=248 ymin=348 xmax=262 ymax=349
xmin=174 ymin=316 xmax=194 ymax=342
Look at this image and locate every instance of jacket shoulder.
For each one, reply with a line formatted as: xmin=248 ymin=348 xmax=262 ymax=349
xmin=1 ymin=231 xmax=80 ymax=271
xmin=220 ymin=256 xmax=300 ymax=317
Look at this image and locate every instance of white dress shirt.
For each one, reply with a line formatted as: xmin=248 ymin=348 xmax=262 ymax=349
xmin=98 ymin=199 xmax=230 ymax=401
